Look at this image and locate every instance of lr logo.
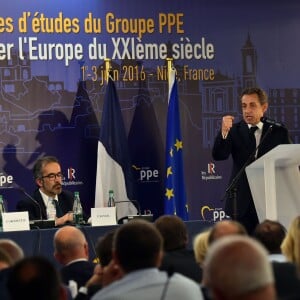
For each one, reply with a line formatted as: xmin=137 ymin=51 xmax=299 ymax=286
xmin=67 ymin=168 xmax=76 ymax=180
xmin=207 ymin=162 xmax=215 ymax=175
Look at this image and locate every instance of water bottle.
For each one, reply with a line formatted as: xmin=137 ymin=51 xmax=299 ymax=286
xmin=0 ymin=195 xmax=5 ymax=231
xmin=73 ymin=191 xmax=83 ymax=225
xmin=108 ymin=190 xmax=115 ymax=207
xmin=47 ymin=198 xmax=56 ymax=220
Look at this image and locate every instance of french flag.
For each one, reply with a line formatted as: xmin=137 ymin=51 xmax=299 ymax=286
xmin=95 ymin=76 xmax=137 ymax=221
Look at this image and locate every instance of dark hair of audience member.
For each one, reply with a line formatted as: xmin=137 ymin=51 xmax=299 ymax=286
xmin=96 ymin=230 xmax=115 ymax=267
xmin=113 ymin=220 xmax=163 ymax=273
xmin=7 ymin=256 xmax=65 ymax=300
xmin=253 ymin=219 xmax=286 ymax=254
xmin=154 ymin=215 xmax=187 ymax=251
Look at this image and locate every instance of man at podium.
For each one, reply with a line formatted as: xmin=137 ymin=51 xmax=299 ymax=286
xmin=212 ymin=87 xmax=292 ymax=234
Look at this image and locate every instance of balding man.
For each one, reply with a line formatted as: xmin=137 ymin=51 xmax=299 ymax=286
xmin=53 ymin=226 xmax=95 ymax=292
xmin=203 ymin=235 xmax=276 ymax=300
xmin=208 ymin=219 xmax=247 ymax=245
xmin=0 ymin=239 xmax=24 ymax=299
xmin=0 ymin=239 xmax=24 ymax=264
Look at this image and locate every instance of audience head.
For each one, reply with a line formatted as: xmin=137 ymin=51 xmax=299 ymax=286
xmin=281 ymin=216 xmax=300 ymax=269
xmin=0 ymin=247 xmax=13 ymax=270
xmin=53 ymin=225 xmax=89 ymax=265
xmin=154 ymin=215 xmax=187 ymax=251
xmin=0 ymin=239 xmax=24 ymax=264
xmin=96 ymin=230 xmax=115 ymax=267
xmin=113 ymin=219 xmax=163 ymax=273
xmin=253 ymin=219 xmax=286 ymax=254
xmin=203 ymin=235 xmax=276 ymax=300
xmin=7 ymin=256 xmax=67 ymax=300
xmin=208 ymin=220 xmax=247 ymax=245
xmin=193 ymin=229 xmax=210 ymax=266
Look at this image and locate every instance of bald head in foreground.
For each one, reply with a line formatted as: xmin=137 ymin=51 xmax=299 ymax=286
xmin=208 ymin=220 xmax=247 ymax=245
xmin=203 ymin=235 xmax=276 ymax=300
xmin=53 ymin=225 xmax=95 ymax=289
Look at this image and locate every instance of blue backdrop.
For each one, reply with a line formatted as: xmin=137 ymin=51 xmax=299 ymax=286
xmin=0 ymin=0 xmax=299 ymax=222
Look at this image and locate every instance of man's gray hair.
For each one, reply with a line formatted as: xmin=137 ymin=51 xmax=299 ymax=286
xmin=203 ymin=235 xmax=274 ymax=297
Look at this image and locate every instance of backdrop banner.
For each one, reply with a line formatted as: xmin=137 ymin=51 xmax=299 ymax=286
xmin=0 ymin=0 xmax=299 ymax=222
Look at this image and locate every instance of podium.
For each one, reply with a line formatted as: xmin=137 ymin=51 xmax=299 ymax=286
xmin=246 ymin=144 xmax=300 ymax=230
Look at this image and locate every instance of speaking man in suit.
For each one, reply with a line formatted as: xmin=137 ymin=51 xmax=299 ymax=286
xmin=212 ymin=87 xmax=291 ymax=234
xmin=16 ymin=156 xmax=74 ymax=226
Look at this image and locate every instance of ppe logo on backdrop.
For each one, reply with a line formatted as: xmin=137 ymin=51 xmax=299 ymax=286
xmin=0 ymin=173 xmax=13 ymax=187
xmin=132 ymin=165 xmax=159 ymax=183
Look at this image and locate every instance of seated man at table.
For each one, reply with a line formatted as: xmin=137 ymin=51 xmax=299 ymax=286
xmin=16 ymin=156 xmax=74 ymax=226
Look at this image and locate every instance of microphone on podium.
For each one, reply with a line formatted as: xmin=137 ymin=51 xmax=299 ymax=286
xmin=12 ymin=183 xmax=55 ymax=228
xmin=114 ymin=200 xmax=153 ymax=224
xmin=260 ymin=116 xmax=284 ymax=128
xmin=114 ymin=199 xmax=142 ymax=216
xmin=13 ymin=183 xmax=43 ymax=221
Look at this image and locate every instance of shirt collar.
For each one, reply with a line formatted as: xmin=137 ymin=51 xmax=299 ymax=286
xmin=39 ymin=189 xmax=58 ymax=207
xmin=247 ymin=121 xmax=263 ymax=130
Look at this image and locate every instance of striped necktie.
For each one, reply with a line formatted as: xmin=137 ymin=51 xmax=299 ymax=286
xmin=53 ymin=199 xmax=63 ymax=218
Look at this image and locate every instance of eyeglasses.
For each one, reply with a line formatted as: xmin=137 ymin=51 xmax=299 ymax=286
xmin=41 ymin=172 xmax=63 ymax=180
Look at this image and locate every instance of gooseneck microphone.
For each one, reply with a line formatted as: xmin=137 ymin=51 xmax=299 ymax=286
xmin=260 ymin=116 xmax=285 ymax=127
xmin=114 ymin=200 xmax=145 ymax=224
xmin=114 ymin=200 xmax=142 ymax=216
xmin=14 ymin=184 xmax=43 ymax=220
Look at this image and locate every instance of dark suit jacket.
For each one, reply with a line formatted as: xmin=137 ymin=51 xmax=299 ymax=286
xmin=272 ymin=262 xmax=300 ymax=300
xmin=60 ymin=260 xmax=95 ymax=288
xmin=16 ymin=189 xmax=74 ymax=220
xmin=159 ymin=249 xmax=202 ymax=283
xmin=212 ymin=120 xmax=291 ymax=218
xmin=0 ymin=267 xmax=11 ymax=300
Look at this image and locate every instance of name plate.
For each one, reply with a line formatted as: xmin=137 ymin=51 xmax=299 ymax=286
xmin=2 ymin=212 xmax=30 ymax=232
xmin=91 ymin=207 xmax=117 ymax=226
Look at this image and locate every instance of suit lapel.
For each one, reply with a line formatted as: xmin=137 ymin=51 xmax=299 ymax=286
xmin=257 ymin=123 xmax=272 ymax=158
xmin=34 ymin=190 xmax=47 ymax=219
xmin=237 ymin=121 xmax=252 ymax=150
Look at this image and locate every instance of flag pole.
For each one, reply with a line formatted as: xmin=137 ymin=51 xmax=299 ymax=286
xmin=167 ymin=58 xmax=173 ymax=100
xmin=104 ymin=58 xmax=111 ymax=83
